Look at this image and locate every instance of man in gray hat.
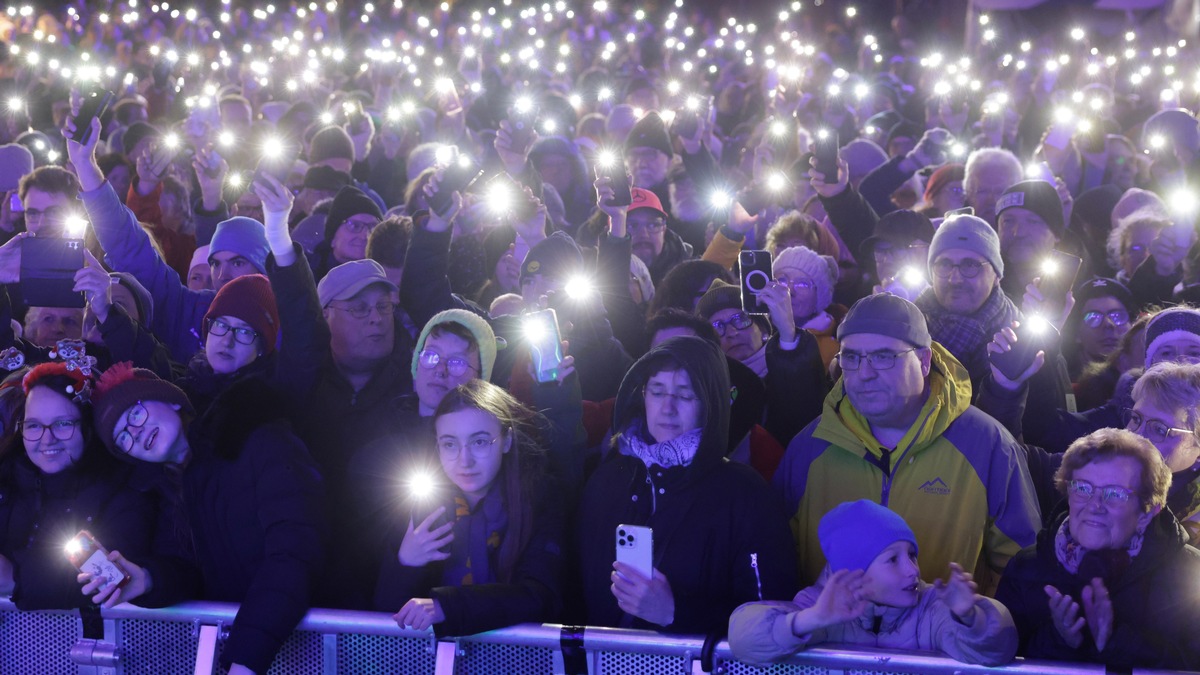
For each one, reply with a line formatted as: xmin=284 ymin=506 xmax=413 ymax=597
xmin=776 ymin=292 xmax=1040 ymax=589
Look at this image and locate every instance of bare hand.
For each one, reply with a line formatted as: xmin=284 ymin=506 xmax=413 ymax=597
xmin=73 ymin=249 xmax=112 ymax=323
xmin=1023 ymin=280 xmax=1074 ymax=331
xmin=808 ymin=156 xmax=849 ymax=198
xmin=1045 ymin=585 xmax=1085 ymax=649
xmin=77 ymin=550 xmax=151 ymax=609
xmin=1081 ymin=578 xmax=1113 ymax=652
xmin=63 ymin=100 xmax=103 ymax=189
xmin=393 ymin=597 xmax=445 ymax=631
xmin=986 ymin=321 xmax=1046 ymax=391
xmin=808 ymin=568 xmax=868 ymax=627
xmin=423 ymin=164 xmax=464 ymax=232
xmin=594 ymin=175 xmax=629 ymax=235
xmin=933 ymin=562 xmax=979 ymax=622
xmin=251 ymin=172 xmax=294 ymax=216
xmin=758 ymin=281 xmax=796 ymax=343
xmin=0 ymin=232 xmax=25 ymax=284
xmin=611 ymin=562 xmax=675 ymax=626
xmin=495 ymin=119 xmax=537 ymax=176
xmin=397 ymin=507 xmax=454 ymax=567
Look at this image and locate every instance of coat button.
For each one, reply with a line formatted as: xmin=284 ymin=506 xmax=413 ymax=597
xmin=631 ymin=495 xmax=638 ymax=502
xmin=658 ymin=488 xmax=665 ymax=494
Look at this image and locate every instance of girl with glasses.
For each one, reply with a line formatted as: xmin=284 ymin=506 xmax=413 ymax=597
xmin=376 ymin=379 xmax=565 ymax=636
xmin=0 ymin=363 xmax=156 ymax=610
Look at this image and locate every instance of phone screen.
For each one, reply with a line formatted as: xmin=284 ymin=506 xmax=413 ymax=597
xmin=524 ymin=309 xmax=563 ymax=383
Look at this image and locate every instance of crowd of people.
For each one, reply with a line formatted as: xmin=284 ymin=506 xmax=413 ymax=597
xmin=4 ymin=0 xmax=1200 ymax=672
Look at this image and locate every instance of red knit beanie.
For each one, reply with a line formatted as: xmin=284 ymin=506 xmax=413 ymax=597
xmin=923 ymin=163 xmax=965 ymax=203
xmin=203 ymin=274 xmax=280 ymax=355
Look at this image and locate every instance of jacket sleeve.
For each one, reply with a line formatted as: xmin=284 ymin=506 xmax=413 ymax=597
xmin=133 ymin=480 xmax=204 ymax=608
xmin=192 ymin=199 xmax=229 ymax=247
xmin=596 ymin=234 xmax=647 ymax=358
xmin=531 ymin=375 xmax=588 ymax=494
xmin=924 ymin=595 xmax=1020 ymax=666
xmin=817 ymin=185 xmax=878 ymax=261
xmin=727 ymin=599 xmax=818 ymax=665
xmin=1128 ymin=256 xmax=1181 ymax=311
xmin=79 ymin=180 xmax=208 ymax=363
xmin=221 ymin=426 xmax=328 ymax=674
xmin=431 ymin=485 xmax=567 ymax=636
xmin=981 ymin=433 xmax=1042 ymax=578
xmin=266 ymin=244 xmax=330 ymax=400
xmin=700 ymin=228 xmax=744 ymax=271
xmin=763 ymin=333 xmax=828 ymax=447
xmin=856 ymin=155 xmax=911 ymax=218
xmin=371 ymin=523 xmax=442 ymax=613
xmin=400 ymin=220 xmax=470 ymax=331
xmin=97 ymin=304 xmax=175 ymax=379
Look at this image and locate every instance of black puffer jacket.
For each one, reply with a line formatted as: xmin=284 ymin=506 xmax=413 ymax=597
xmin=996 ymin=509 xmax=1200 ymax=671
xmin=574 ymin=337 xmax=797 ymax=634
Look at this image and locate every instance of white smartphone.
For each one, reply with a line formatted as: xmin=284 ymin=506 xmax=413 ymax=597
xmin=615 ymin=524 xmax=653 ymax=579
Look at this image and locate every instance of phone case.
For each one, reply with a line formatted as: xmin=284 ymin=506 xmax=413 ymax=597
xmin=20 ymin=238 xmax=85 ymax=308
xmin=595 ymin=162 xmax=632 ymax=207
xmin=615 ymin=524 xmax=653 ymax=579
xmin=988 ymin=321 xmax=1059 ymax=381
xmin=813 ymin=131 xmax=839 ymax=181
xmin=739 ymin=250 xmax=773 ymax=316
xmin=525 ymin=309 xmax=564 ymax=383
xmin=65 ymin=530 xmax=131 ymax=591
xmin=430 ymin=152 xmax=483 ymax=217
xmin=1038 ymin=251 xmax=1084 ymax=315
xmin=72 ymin=91 xmax=115 ymax=145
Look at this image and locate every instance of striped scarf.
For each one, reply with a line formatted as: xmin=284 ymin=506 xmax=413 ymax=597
xmin=915 ymin=285 xmax=1019 ymax=381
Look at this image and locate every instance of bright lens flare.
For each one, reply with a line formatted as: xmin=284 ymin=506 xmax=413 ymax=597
xmin=64 ymin=538 xmax=81 ymax=556
xmin=408 ymin=471 xmax=435 ymax=499
xmin=64 ymin=214 xmax=88 ymax=238
xmin=1040 ymin=258 xmax=1060 ymax=277
xmin=564 ymin=275 xmax=594 ymax=299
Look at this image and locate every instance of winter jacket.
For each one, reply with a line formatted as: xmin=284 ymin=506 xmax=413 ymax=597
xmin=0 ymin=450 xmax=156 ymax=610
xmin=857 ymin=154 xmax=913 ymax=219
xmin=775 ymin=343 xmax=1041 ymax=586
xmin=996 ymin=510 xmax=1200 ymax=671
xmin=574 ymin=337 xmax=797 ymax=633
xmin=762 ymin=332 xmax=829 ymax=449
xmin=729 ymin=567 xmax=1018 ymax=666
xmin=647 ymin=228 xmax=695 ymax=287
xmin=173 ymin=377 xmax=327 ymax=674
xmin=80 ymin=179 xmax=210 ymax=363
xmin=373 ymin=476 xmax=567 ymax=636
xmin=818 ymin=185 xmax=879 ymax=271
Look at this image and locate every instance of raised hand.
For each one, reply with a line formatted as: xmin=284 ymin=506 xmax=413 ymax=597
xmin=1045 ymin=585 xmax=1085 ymax=649
xmin=611 ymin=562 xmax=675 ymax=626
xmin=1081 ymin=577 xmax=1114 ymax=652
xmin=397 ymin=507 xmax=454 ymax=567
xmin=933 ymin=562 xmax=979 ymax=622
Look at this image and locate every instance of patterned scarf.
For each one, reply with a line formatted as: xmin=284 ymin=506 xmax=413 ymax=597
xmin=915 ymin=285 xmax=1019 ymax=380
xmin=620 ymin=420 xmax=703 ymax=468
xmin=1054 ymin=516 xmax=1145 ymax=577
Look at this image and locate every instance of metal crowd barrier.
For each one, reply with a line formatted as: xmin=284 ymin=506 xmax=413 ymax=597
xmin=0 ymin=598 xmax=1189 ymax=675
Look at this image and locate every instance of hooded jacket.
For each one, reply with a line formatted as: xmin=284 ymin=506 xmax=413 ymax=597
xmin=574 ymin=337 xmax=797 ymax=633
xmin=775 ymin=343 xmax=1041 ymax=586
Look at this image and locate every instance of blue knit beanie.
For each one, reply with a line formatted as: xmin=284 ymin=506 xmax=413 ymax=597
xmin=818 ymin=500 xmax=918 ymax=572
xmin=209 ymin=217 xmax=270 ymax=275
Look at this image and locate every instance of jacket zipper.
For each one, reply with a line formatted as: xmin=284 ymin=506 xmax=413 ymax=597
xmin=750 ymin=553 xmax=763 ymax=601
xmin=645 ymin=472 xmax=656 ymax=515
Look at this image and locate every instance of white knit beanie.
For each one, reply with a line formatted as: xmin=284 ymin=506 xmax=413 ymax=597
xmin=772 ymin=246 xmax=838 ymax=312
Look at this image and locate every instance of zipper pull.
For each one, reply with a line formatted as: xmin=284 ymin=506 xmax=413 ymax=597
xmin=751 ymin=552 xmax=764 ymax=601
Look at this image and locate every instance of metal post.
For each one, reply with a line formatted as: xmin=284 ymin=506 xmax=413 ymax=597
xmin=193 ymin=625 xmax=219 ymax=675
xmin=322 ymin=633 xmax=338 ymax=675
xmin=434 ymin=640 xmax=459 ymax=675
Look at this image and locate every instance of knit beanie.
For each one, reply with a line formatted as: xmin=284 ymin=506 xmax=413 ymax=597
xmin=209 ymin=217 xmax=270 ymax=275
xmin=928 ymin=214 xmax=1004 ymax=278
xmin=110 ymin=272 xmax=154 ymax=327
xmin=0 ymin=143 xmax=34 ymax=191
xmin=121 ymin=122 xmax=160 ymax=157
xmin=623 ymin=111 xmax=674 ymax=158
xmin=886 ymin=119 xmax=922 ymax=149
xmin=308 ymin=125 xmax=355 ymax=164
xmin=412 ymin=309 xmax=498 ymax=381
xmin=520 ymin=231 xmax=583 ymax=284
xmin=1073 ymin=277 xmax=1135 ymax=319
xmin=838 ymin=293 xmax=932 ymax=348
xmin=923 ymin=163 xmax=964 ymax=203
xmin=189 ymin=245 xmax=211 ymax=274
xmin=1145 ymin=307 xmax=1200 ymax=368
xmin=841 ymin=139 xmax=888 ymax=182
xmin=819 ymin=500 xmax=918 ymax=572
xmin=996 ymin=180 xmax=1065 ymax=237
xmin=91 ymin=362 xmax=194 ymax=456
xmin=203 ymin=274 xmax=279 ymax=355
xmin=302 ymin=165 xmax=352 ymax=192
xmin=695 ymin=278 xmax=742 ymax=320
xmin=323 ymin=185 xmax=383 ymax=244
xmin=772 ymin=246 xmax=838 ymax=313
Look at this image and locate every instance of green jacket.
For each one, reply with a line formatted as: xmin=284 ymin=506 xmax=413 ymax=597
xmin=774 ymin=343 xmax=1040 ymax=586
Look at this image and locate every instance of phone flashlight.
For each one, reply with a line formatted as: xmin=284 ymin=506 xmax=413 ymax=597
xmin=318 ymin=111 xmax=335 ymax=125
xmin=1040 ymin=258 xmax=1060 ymax=277
xmin=1169 ymin=189 xmax=1198 ymax=216
xmin=1026 ymin=314 xmax=1050 ymax=335
xmin=487 ymin=182 xmax=515 ymax=216
xmin=435 ymin=77 xmax=455 ymax=94
xmin=261 ymin=137 xmax=285 ymax=159
xmin=900 ymin=266 xmax=925 ymax=288
xmin=227 ymin=172 xmax=244 ymax=188
xmin=162 ymin=132 xmax=180 ymax=149
xmin=816 ymin=128 xmax=830 ymax=141
xmin=523 ymin=316 xmax=548 ymax=342
xmin=564 ymin=275 xmax=594 ymax=299
xmin=6 ymin=97 xmax=22 ymax=112
xmin=434 ymin=144 xmax=455 ymax=167
xmin=1149 ymin=134 xmax=1166 ymax=150
xmin=64 ymin=538 xmax=82 ymax=556
xmin=597 ymin=149 xmax=619 ymax=168
xmin=217 ymin=130 xmax=235 ymax=147
xmin=408 ymin=471 xmax=436 ymax=499
xmin=1053 ymin=107 xmax=1073 ymax=124
xmin=710 ymin=190 xmax=733 ymax=210
xmin=64 ymin=214 xmax=88 ymax=238
xmin=513 ymin=96 xmax=534 ymax=114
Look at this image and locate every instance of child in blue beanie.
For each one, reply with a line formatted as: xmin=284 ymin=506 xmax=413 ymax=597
xmin=729 ymin=500 xmax=1017 ymax=666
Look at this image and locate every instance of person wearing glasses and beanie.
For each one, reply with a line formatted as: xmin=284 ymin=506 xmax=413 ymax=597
xmin=88 ymin=362 xmax=326 ymax=675
xmin=996 ymin=428 xmax=1200 ymax=671
xmin=776 ymin=293 xmax=1040 ymax=591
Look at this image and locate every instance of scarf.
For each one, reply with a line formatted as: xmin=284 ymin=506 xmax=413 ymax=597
xmin=742 ymin=343 xmax=768 ymax=378
xmin=915 ymin=285 xmax=1019 ymax=381
xmin=442 ymin=487 xmax=507 ymax=587
xmin=1054 ymin=516 xmax=1144 ymax=579
xmin=619 ymin=419 xmax=702 ymax=468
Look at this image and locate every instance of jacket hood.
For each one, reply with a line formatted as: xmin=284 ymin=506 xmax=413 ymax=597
xmin=611 ymin=336 xmax=730 ymax=470
xmin=815 ymin=342 xmax=970 ymax=459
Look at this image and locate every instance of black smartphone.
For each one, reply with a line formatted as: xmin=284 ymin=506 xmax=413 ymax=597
xmin=72 ymin=90 xmax=115 ymax=145
xmin=739 ymin=249 xmax=772 ymax=316
xmin=342 ymin=100 xmax=368 ymax=135
xmin=1037 ymin=250 xmax=1084 ymax=317
xmin=486 ymin=173 xmax=539 ymax=222
xmin=20 ymin=237 xmax=85 ymax=308
xmin=594 ymin=156 xmax=632 ymax=207
xmin=524 ymin=308 xmax=564 ymax=383
xmin=507 ymin=98 xmax=540 ymax=150
xmin=988 ymin=318 xmax=1059 ymax=381
xmin=251 ymin=153 xmax=292 ymax=188
xmin=813 ymin=130 xmax=839 ymax=182
xmin=671 ymin=96 xmax=711 ymax=139
xmin=148 ymin=137 xmax=193 ymax=178
xmin=765 ymin=116 xmax=796 ymax=157
xmin=429 ymin=150 xmax=483 ymax=217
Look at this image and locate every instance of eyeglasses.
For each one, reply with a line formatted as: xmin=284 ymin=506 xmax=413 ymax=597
xmin=437 ymin=435 xmax=500 ymax=461
xmin=711 ymin=312 xmax=753 ymax=337
xmin=1083 ymin=310 xmax=1130 ymax=329
xmin=328 ymin=300 xmax=396 ymax=320
xmin=1066 ymin=479 xmax=1139 ymax=509
xmin=114 ymin=403 xmax=149 ymax=454
xmin=627 ymin=217 xmax=667 ymax=234
xmin=643 ymin=385 xmax=698 ymax=406
xmin=775 ymin=276 xmax=815 ymax=292
xmin=19 ymin=418 xmax=81 ymax=442
xmin=418 ymin=349 xmax=478 ymax=377
xmin=837 ymin=348 xmax=918 ymax=371
xmin=1123 ymin=408 xmax=1192 ymax=444
xmin=341 ymin=217 xmax=380 ymax=235
xmin=207 ymin=318 xmax=258 ymax=345
xmin=931 ymin=258 xmax=989 ymax=279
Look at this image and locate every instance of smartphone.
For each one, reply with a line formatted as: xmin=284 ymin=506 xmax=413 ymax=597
xmin=429 ymin=150 xmax=483 ymax=217
xmin=151 ymin=59 xmax=173 ymax=89
xmin=507 ymin=99 xmax=540 ymax=150
xmin=72 ymin=90 xmax=115 ymax=145
xmin=1044 ymin=117 xmax=1074 ymax=151
xmin=65 ymin=530 xmax=131 ymax=592
xmin=988 ymin=318 xmax=1059 ymax=381
xmin=671 ymin=96 xmax=711 ymax=140
xmin=342 ymin=99 xmax=368 ymax=135
xmin=20 ymin=237 xmax=85 ymax=308
xmin=615 ymin=524 xmax=653 ymax=579
xmin=739 ymin=249 xmax=773 ymax=316
xmin=1037 ymin=250 xmax=1083 ymax=316
xmin=8 ymin=191 xmax=21 ymax=213
xmin=486 ymin=173 xmax=539 ymax=223
xmin=765 ymin=116 xmax=796 ymax=157
xmin=813 ymin=130 xmax=839 ymax=182
xmin=594 ymin=159 xmax=633 ymax=207
xmin=406 ymin=471 xmax=446 ymax=529
xmin=251 ymin=156 xmax=291 ymax=188
xmin=149 ymin=139 xmax=193 ymax=178
xmin=524 ymin=309 xmax=564 ymax=383
xmin=1027 ymin=161 xmax=1056 ymax=183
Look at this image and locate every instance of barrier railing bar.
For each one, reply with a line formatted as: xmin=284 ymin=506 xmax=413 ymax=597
xmin=193 ymin=624 xmax=218 ymax=675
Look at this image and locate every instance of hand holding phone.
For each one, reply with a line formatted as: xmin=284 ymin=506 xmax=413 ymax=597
xmin=397 ymin=507 xmax=455 ymax=567
xmin=429 ymin=148 xmax=483 ymax=218
xmin=65 ymin=531 xmax=131 ymax=592
xmin=739 ymin=250 xmax=773 ymax=316
xmin=594 ymin=152 xmax=632 ymax=207
xmin=21 ymin=237 xmax=86 ymax=308
xmin=524 ymin=309 xmax=564 ymax=383
xmin=988 ymin=318 xmax=1057 ymax=384
xmin=1035 ymin=250 xmax=1083 ymax=318
xmin=507 ymin=97 xmax=540 ymax=151
xmin=615 ymin=524 xmax=653 ymax=580
xmin=813 ymin=130 xmax=839 ymax=182
xmin=71 ymin=90 xmax=115 ymax=146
